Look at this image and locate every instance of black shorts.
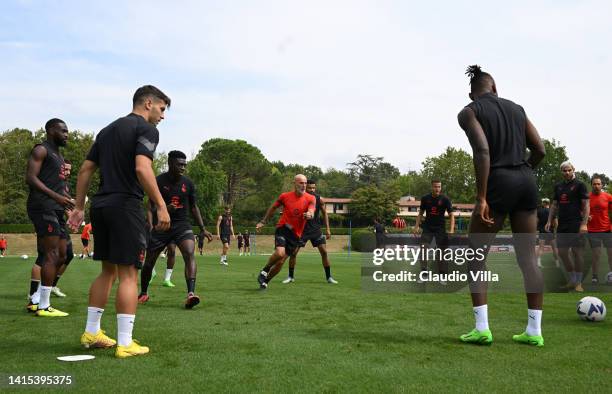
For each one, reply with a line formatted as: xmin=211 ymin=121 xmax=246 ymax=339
xmin=301 ymin=231 xmax=326 ymax=247
xmin=148 ymin=222 xmax=194 ymax=252
xmin=28 ymin=209 xmax=68 ymax=239
xmin=238 ymin=241 xmax=244 ymax=248
xmin=556 ymin=222 xmax=585 ymax=248
xmin=588 ymin=231 xmax=612 ymax=248
xmin=221 ymin=234 xmax=231 ymax=245
xmin=81 ymin=238 xmax=89 ymax=247
xmin=0 ymin=248 xmax=5 ymax=253
xmin=244 ymin=239 xmax=250 ymax=247
xmin=91 ymin=206 xmax=147 ymax=268
xmin=197 ymin=238 xmax=204 ymax=248
xmin=487 ymin=165 xmax=538 ymax=215
xmin=275 ymin=226 xmax=302 ymax=256
xmin=420 ymin=230 xmax=449 ymax=249
xmin=376 ymin=234 xmax=385 ymax=249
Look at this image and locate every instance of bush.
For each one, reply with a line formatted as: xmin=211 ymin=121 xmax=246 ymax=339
xmin=0 ymin=224 xmax=35 ymax=233
xmin=350 ymin=228 xmax=375 ymax=252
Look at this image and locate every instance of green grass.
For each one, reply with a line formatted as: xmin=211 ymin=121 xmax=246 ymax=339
xmin=1 ymin=252 xmax=610 ymax=393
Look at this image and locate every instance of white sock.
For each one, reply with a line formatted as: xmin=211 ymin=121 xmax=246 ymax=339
xmin=575 ymin=272 xmax=583 ymax=283
xmin=526 ymin=309 xmax=542 ymax=336
xmin=117 ymin=314 xmax=135 ymax=347
xmin=164 ymin=269 xmax=173 ymax=281
xmin=473 ymin=304 xmax=489 ymax=331
xmin=31 ymin=284 xmax=41 ymax=304
xmin=86 ymin=307 xmax=104 ymax=334
xmin=39 ymin=286 xmax=52 ymax=309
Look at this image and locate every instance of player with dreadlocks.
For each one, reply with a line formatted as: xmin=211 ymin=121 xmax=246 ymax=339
xmin=457 ymin=65 xmax=546 ymax=346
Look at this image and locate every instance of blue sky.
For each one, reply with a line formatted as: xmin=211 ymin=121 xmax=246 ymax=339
xmin=1 ymin=0 xmax=610 ymax=175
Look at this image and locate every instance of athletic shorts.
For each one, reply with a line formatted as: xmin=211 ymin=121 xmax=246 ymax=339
xmin=35 ymin=235 xmax=73 ymax=267
xmin=301 ymin=231 xmax=326 ymax=247
xmin=486 ymin=165 xmax=538 ymax=215
xmin=28 ymin=209 xmax=68 ymax=239
xmin=238 ymin=241 xmax=244 ymax=248
xmin=81 ymin=238 xmax=89 ymax=247
xmin=588 ymin=231 xmax=612 ymax=248
xmin=197 ymin=238 xmax=204 ymax=249
xmin=91 ymin=206 xmax=147 ymax=268
xmin=376 ymin=234 xmax=385 ymax=249
xmin=244 ymin=239 xmax=250 ymax=247
xmin=420 ymin=229 xmax=449 ymax=250
xmin=221 ymin=234 xmax=231 ymax=245
xmin=556 ymin=222 xmax=585 ymax=248
xmin=148 ymin=222 xmax=194 ymax=252
xmin=275 ymin=226 xmax=302 ymax=256
xmin=0 ymin=248 xmax=5 ymax=253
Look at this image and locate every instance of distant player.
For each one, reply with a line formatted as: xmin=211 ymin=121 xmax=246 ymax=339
xmin=458 ymin=65 xmax=546 ymax=346
xmin=25 ymin=118 xmax=73 ymax=317
xmin=237 ymin=232 xmax=244 ymax=255
xmin=243 ymin=230 xmax=251 ymax=255
xmin=413 ymin=180 xmax=455 ymax=282
xmin=0 ymin=234 xmax=7 ymax=257
xmin=216 ymin=206 xmax=235 ymax=265
xmin=256 ymin=174 xmax=315 ymax=289
xmin=546 ymin=162 xmax=589 ymax=292
xmin=373 ymin=218 xmax=386 ymax=249
xmin=69 ymin=85 xmax=171 ymax=358
xmin=196 ymin=232 xmax=205 ymax=255
xmin=281 ymin=179 xmax=337 ymax=284
xmin=536 ymin=198 xmax=557 ymax=268
xmin=587 ymin=177 xmax=612 ymax=284
xmin=80 ymin=222 xmax=92 ymax=258
xmin=139 ymin=150 xmax=212 ymax=308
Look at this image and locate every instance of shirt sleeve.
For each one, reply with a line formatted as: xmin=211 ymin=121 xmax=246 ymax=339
xmin=85 ymin=141 xmax=100 ymax=164
xmin=578 ymin=182 xmax=589 ymax=200
xmin=135 ymin=124 xmax=159 ymax=159
xmin=445 ymin=197 xmax=454 ymax=213
xmin=553 ymin=186 xmax=560 ymax=202
xmin=419 ymin=196 xmax=425 ymax=211
xmin=273 ymin=193 xmax=285 ymax=208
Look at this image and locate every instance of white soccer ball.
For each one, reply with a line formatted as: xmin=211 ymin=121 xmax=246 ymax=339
xmin=20 ymin=254 xmax=28 ymax=260
xmin=577 ymin=296 xmax=607 ymax=322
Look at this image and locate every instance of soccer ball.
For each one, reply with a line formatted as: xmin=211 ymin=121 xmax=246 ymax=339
xmin=576 ymin=296 xmax=607 ymax=322
xmin=20 ymin=254 xmax=28 ymax=260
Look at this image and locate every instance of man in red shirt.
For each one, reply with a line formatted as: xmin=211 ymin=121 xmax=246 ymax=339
xmin=80 ymin=222 xmax=93 ymax=258
xmin=587 ymin=177 xmax=612 ymax=284
xmin=255 ymin=174 xmax=316 ymax=289
xmin=0 ymin=234 xmax=7 ymax=257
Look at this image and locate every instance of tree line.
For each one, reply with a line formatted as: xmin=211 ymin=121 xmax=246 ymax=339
xmin=0 ymin=128 xmax=608 ymax=227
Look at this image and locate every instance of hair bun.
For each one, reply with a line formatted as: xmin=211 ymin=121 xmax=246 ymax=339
xmin=465 ymin=65 xmax=482 ymax=79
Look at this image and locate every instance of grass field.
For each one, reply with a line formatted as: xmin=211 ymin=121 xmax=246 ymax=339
xmin=1 ymin=251 xmax=611 ymax=393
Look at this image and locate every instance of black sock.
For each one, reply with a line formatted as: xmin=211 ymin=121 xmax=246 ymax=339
xmin=324 ymin=266 xmax=331 ymax=279
xmin=289 ymin=267 xmax=295 ymax=278
xmin=262 ymin=266 xmax=271 ymax=273
xmin=187 ymin=278 xmax=196 ymax=294
xmin=141 ymin=266 xmax=153 ymax=294
xmin=52 ymin=276 xmax=61 ymax=287
xmin=29 ymin=280 xmax=40 ymax=296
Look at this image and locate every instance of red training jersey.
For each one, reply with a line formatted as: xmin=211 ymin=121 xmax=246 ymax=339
xmin=0 ymin=238 xmax=6 ymax=249
xmin=274 ymin=191 xmax=316 ymax=237
xmin=81 ymin=223 xmax=93 ymax=240
xmin=588 ymin=192 xmax=612 ymax=232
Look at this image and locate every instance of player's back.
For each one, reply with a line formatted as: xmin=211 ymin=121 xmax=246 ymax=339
xmin=89 ymin=113 xmax=159 ymax=209
xmin=467 ymin=93 xmax=527 ymax=168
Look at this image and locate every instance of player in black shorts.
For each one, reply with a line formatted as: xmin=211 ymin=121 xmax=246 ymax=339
xmin=28 ymin=159 xmax=76 ymax=305
xmin=536 ymin=198 xmax=558 ymax=268
xmin=243 ymin=230 xmax=251 ymax=255
xmin=374 ymin=218 xmax=386 ymax=249
xmin=413 ymin=180 xmax=455 ymax=283
xmin=139 ymin=150 xmax=212 ymax=308
xmin=282 ymin=179 xmax=337 ymax=284
xmin=25 ymin=118 xmax=73 ymax=317
xmin=237 ymin=232 xmax=244 ymax=255
xmin=69 ymin=85 xmax=171 ymax=358
xmin=457 ymin=65 xmax=546 ymax=347
xmin=196 ymin=233 xmax=205 ymax=255
xmin=546 ymin=162 xmax=589 ymax=292
xmin=216 ymin=206 xmax=235 ymax=265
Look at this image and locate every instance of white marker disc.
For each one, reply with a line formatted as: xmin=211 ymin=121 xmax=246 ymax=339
xmin=57 ymin=355 xmax=95 ymax=362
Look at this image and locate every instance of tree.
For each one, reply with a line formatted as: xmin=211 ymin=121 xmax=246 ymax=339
xmin=394 ymin=171 xmax=430 ymax=199
xmin=350 ymin=184 xmax=401 ymax=225
xmin=194 ymin=139 xmax=271 ymax=207
xmin=185 ymin=157 xmax=225 ymax=225
xmin=347 ymin=154 xmax=400 ymax=188
xmin=318 ymin=168 xmax=352 ymax=198
xmin=533 ymin=139 xmax=569 ymax=199
xmin=420 ymin=147 xmax=475 ymax=203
